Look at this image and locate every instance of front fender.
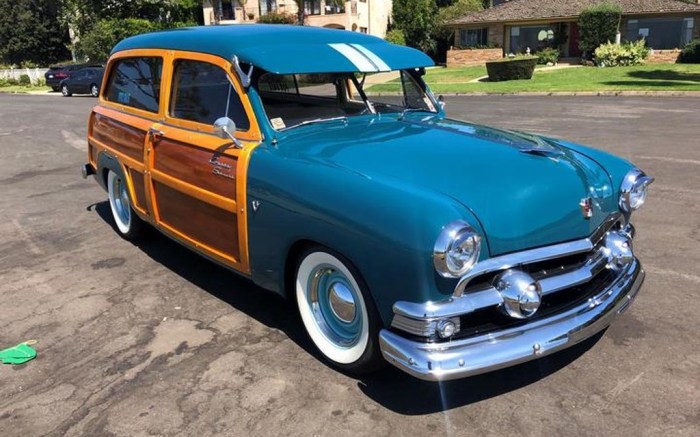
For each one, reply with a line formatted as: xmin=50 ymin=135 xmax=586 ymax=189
xmin=246 ymin=145 xmax=486 ymax=326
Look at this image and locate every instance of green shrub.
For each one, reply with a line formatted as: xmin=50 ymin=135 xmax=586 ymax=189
xmin=486 ymin=56 xmax=537 ymax=81
xmin=578 ymin=3 xmax=622 ymax=55
xmin=18 ymin=74 xmax=31 ymax=86
xmin=677 ymin=39 xmax=700 ymax=63
xmin=537 ymin=47 xmax=560 ymax=65
xmin=385 ymin=29 xmax=406 ymax=46
xmin=257 ymin=12 xmax=296 ymax=24
xmin=595 ymin=40 xmax=649 ymax=67
xmin=5 ymin=77 xmax=19 ymax=86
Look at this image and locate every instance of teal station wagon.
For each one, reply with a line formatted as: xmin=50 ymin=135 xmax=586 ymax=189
xmin=84 ymin=25 xmax=653 ymax=381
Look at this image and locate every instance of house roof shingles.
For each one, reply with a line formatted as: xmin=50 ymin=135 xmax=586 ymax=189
xmin=452 ymin=0 xmax=700 ymax=25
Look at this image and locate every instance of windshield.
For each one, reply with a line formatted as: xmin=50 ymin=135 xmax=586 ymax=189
xmin=256 ymin=69 xmax=438 ymax=130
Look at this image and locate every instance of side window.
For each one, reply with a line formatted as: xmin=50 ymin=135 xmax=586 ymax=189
xmin=105 ymin=57 xmax=162 ymax=113
xmin=170 ymin=60 xmax=250 ymax=130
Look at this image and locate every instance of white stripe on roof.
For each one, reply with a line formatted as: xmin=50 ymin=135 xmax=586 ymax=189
xmin=328 ymin=43 xmax=377 ymax=72
xmin=350 ymin=44 xmax=391 ymax=72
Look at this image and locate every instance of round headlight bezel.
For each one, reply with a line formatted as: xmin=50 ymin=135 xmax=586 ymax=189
xmin=619 ymin=169 xmax=654 ymax=213
xmin=434 ymin=221 xmax=482 ymax=278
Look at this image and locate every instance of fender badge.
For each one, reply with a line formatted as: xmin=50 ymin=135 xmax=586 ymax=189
xmin=579 ymin=197 xmax=593 ymax=219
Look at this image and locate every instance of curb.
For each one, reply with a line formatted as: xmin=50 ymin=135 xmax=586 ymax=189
xmin=367 ymin=91 xmax=700 ymax=97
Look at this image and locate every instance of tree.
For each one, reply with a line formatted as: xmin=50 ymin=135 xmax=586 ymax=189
xmin=75 ymin=18 xmax=191 ymax=62
xmin=0 ymin=0 xmax=71 ymax=66
xmin=392 ymin=0 xmax=438 ymax=53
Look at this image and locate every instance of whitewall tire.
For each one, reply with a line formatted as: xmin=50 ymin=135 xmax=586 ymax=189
xmin=107 ymin=169 xmax=147 ymax=240
xmin=295 ymin=248 xmax=383 ymax=373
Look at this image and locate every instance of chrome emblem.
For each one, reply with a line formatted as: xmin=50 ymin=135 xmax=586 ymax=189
xmin=579 ymin=197 xmax=593 ymax=219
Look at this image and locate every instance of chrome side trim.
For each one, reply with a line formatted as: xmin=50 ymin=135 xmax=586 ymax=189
xmin=453 ymin=212 xmax=622 ymax=296
xmin=380 ymin=260 xmax=644 ymax=381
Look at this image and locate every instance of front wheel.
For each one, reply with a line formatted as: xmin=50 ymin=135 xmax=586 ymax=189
xmin=295 ymin=248 xmax=384 ymax=374
xmin=90 ymin=84 xmax=99 ymax=97
xmin=107 ymin=170 xmax=147 ymax=241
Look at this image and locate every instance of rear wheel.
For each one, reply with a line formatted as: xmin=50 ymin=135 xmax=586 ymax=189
xmin=107 ymin=170 xmax=147 ymax=241
xmin=61 ymin=84 xmax=71 ymax=97
xmin=295 ymin=248 xmax=384 ymax=374
xmin=90 ymin=83 xmax=99 ymax=97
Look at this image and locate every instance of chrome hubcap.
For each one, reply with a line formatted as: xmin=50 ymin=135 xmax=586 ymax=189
xmin=308 ymin=266 xmax=362 ymax=347
xmin=328 ymin=282 xmax=356 ymax=323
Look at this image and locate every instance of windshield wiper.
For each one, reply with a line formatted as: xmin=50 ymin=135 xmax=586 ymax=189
xmin=284 ymin=116 xmax=348 ymax=131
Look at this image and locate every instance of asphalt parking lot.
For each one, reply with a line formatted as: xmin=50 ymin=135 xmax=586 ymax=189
xmin=0 ymin=93 xmax=698 ymax=437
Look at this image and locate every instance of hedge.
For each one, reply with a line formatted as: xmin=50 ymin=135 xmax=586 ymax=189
xmin=578 ymin=3 xmax=622 ymax=55
xmin=678 ymin=39 xmax=700 ymax=63
xmin=486 ymin=57 xmax=537 ymax=81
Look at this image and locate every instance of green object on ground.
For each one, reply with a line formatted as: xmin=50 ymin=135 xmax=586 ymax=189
xmin=0 ymin=341 xmax=37 ymax=365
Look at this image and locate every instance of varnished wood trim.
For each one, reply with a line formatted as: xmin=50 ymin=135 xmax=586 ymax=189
xmin=150 ymin=169 xmax=236 ymax=213
xmin=91 ymin=113 xmax=145 ymax=162
xmin=154 ymin=181 xmax=240 ymax=262
xmin=129 ymin=169 xmax=147 ymax=214
xmin=153 ymin=137 xmax=237 ymax=199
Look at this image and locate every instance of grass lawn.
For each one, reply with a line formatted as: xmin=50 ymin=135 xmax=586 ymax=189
xmin=0 ymin=85 xmax=52 ymax=93
xmin=367 ymin=64 xmax=700 ymax=94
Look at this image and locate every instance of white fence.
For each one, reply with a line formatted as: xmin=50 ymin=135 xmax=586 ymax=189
xmin=0 ymin=68 xmax=49 ymax=84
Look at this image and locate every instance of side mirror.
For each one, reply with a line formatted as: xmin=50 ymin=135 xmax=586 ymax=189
xmin=214 ymin=117 xmax=242 ymax=149
xmin=438 ymin=95 xmax=446 ymax=110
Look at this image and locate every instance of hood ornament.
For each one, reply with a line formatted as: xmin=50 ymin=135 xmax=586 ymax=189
xmin=579 ymin=197 xmax=594 ymax=219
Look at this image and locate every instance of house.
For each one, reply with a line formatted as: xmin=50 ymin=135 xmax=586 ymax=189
xmin=202 ymin=0 xmax=392 ymax=38
xmin=448 ymin=0 xmax=700 ymax=66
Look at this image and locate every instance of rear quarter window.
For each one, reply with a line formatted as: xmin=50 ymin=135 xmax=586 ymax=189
xmin=104 ymin=57 xmax=163 ymax=113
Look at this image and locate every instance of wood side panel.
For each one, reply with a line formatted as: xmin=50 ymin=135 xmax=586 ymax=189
xmin=129 ymin=169 xmax=147 ymax=212
xmin=91 ymin=113 xmax=145 ymax=162
xmin=153 ymin=138 xmax=237 ymax=199
xmin=154 ymin=182 xmax=240 ymax=260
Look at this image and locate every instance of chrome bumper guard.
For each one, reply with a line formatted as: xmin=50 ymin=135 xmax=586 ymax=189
xmin=379 ymin=259 xmax=644 ymax=381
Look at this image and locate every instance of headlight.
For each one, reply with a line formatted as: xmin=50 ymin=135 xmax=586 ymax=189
xmin=619 ymin=169 xmax=654 ymax=213
xmin=434 ymin=220 xmax=482 ymax=278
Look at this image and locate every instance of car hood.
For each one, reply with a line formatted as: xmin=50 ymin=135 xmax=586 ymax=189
xmin=276 ymin=115 xmax=616 ymax=256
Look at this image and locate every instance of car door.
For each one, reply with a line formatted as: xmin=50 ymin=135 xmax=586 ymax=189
xmin=146 ymin=53 xmax=262 ymax=274
xmin=71 ymin=70 xmax=87 ymax=93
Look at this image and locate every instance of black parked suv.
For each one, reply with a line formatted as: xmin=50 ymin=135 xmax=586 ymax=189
xmin=60 ymin=67 xmax=105 ymax=97
xmin=45 ymin=63 xmax=103 ymax=92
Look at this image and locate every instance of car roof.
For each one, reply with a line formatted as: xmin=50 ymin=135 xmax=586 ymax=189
xmin=111 ymin=24 xmax=434 ymax=74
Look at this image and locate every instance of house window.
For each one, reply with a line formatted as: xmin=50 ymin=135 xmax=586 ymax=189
xmin=459 ymin=28 xmax=488 ymax=48
xmin=259 ymin=0 xmax=277 ymax=16
xmin=326 ymin=1 xmax=346 ymax=14
xmin=509 ymin=25 xmax=555 ymax=53
xmin=304 ymin=0 xmax=321 ymax=15
xmin=217 ymin=0 xmax=235 ymax=20
xmin=626 ymin=17 xmax=694 ymax=49
xmin=359 ymin=27 xmax=368 ymax=34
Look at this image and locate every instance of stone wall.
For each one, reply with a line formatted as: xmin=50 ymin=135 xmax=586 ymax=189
xmin=647 ymin=49 xmax=681 ymax=64
xmin=447 ymin=48 xmax=504 ymax=67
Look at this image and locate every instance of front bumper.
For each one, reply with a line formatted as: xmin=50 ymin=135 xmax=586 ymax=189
xmin=379 ymin=259 xmax=644 ymax=381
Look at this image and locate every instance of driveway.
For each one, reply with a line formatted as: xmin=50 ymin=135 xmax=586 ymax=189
xmin=0 ymin=94 xmax=698 ymax=436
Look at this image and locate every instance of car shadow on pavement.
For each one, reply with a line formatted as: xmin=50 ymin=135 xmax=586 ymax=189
xmin=93 ymin=200 xmax=606 ymax=415
xmin=92 ymin=201 xmax=319 ymax=355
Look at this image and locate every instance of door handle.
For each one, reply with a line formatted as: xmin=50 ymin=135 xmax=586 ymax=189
xmin=148 ymin=127 xmax=165 ymax=142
